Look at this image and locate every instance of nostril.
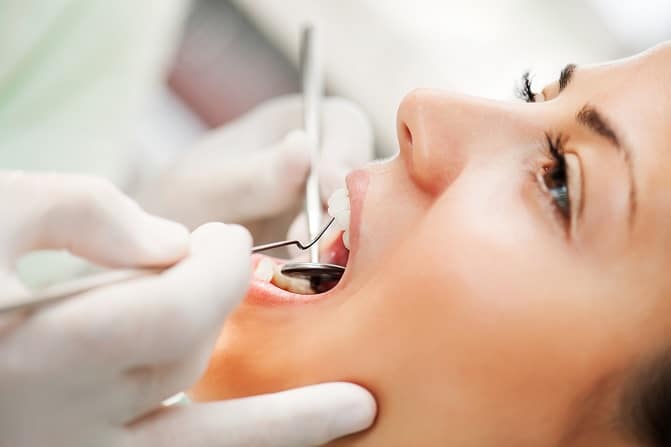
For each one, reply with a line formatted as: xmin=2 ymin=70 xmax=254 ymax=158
xmin=401 ymin=123 xmax=413 ymax=148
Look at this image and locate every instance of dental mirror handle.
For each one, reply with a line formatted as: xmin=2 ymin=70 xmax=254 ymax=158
xmin=300 ymin=25 xmax=323 ymax=264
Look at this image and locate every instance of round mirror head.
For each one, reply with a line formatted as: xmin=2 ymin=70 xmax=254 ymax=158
xmin=279 ymin=262 xmax=345 ymax=293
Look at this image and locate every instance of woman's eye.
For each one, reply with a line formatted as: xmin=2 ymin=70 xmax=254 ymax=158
xmin=539 ymin=133 xmax=573 ymax=226
xmin=542 ymin=162 xmax=570 ymax=221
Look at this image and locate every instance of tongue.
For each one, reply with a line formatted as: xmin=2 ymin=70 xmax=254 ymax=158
xmin=320 ymin=231 xmax=350 ymax=266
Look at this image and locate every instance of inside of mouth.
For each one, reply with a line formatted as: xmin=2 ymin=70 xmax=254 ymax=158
xmin=254 ymin=232 xmax=350 ymax=295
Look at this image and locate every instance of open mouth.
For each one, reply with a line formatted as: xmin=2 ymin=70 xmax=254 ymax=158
xmin=247 ymin=187 xmax=354 ymax=303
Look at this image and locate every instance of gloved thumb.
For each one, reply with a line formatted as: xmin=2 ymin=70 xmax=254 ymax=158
xmin=0 ymin=172 xmax=189 ymax=268
xmin=211 ymin=129 xmax=311 ymax=222
xmin=130 ymin=382 xmax=377 ymax=447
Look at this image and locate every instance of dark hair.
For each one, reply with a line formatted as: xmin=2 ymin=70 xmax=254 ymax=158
xmin=622 ymin=351 xmax=671 ymax=447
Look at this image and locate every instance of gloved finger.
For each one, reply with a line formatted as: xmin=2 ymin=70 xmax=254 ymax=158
xmin=319 ymin=98 xmax=374 ymax=202
xmin=200 ymin=95 xmax=372 ymax=176
xmin=25 ymin=223 xmax=251 ymax=369
xmin=192 ymin=95 xmax=303 ymax=157
xmin=0 ymin=171 xmax=188 ymax=268
xmin=0 ymin=270 xmax=28 ymax=299
xmin=0 ymin=270 xmax=30 ymax=332
xmin=128 ymin=382 xmax=377 ymax=447
xmin=210 ymin=130 xmax=311 ymax=222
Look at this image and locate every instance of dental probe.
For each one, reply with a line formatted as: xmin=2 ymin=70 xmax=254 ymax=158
xmin=0 ymin=218 xmax=339 ymax=316
xmin=279 ymin=25 xmax=345 ymax=291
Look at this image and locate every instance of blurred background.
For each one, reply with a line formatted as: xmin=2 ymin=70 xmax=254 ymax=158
xmin=3 ymin=0 xmax=669 ymax=286
xmin=148 ymin=0 xmax=671 ymax=159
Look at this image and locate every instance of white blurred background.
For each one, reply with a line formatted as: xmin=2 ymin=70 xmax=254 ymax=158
xmin=5 ymin=0 xmax=669 ymax=286
xmin=154 ymin=0 xmax=671 ymax=158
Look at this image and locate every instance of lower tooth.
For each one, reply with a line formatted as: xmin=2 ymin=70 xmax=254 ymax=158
xmin=343 ymin=231 xmax=350 ymax=250
xmin=272 ymin=271 xmax=314 ymax=294
xmin=254 ymin=259 xmax=320 ymax=295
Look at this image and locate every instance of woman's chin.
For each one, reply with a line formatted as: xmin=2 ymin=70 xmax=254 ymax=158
xmin=188 ymin=313 xmax=300 ymax=401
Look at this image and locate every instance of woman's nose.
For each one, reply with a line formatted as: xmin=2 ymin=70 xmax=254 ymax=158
xmin=397 ymin=88 xmax=520 ymax=195
xmin=397 ymin=89 xmax=469 ymax=195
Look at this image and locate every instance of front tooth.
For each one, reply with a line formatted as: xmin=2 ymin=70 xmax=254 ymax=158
xmin=327 ymin=188 xmax=349 ymax=214
xmin=328 ymin=188 xmax=352 ymax=248
xmin=334 ymin=210 xmax=350 ymax=230
xmin=327 ymin=187 xmax=348 ymax=204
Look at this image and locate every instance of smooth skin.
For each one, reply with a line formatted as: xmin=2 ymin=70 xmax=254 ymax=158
xmin=192 ymin=42 xmax=671 ymax=446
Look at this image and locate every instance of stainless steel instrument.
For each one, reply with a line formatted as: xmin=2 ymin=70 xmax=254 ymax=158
xmin=278 ymin=25 xmax=345 ymax=291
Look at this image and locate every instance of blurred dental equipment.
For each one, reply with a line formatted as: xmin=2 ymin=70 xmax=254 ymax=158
xmin=0 ymin=216 xmax=337 ymax=315
xmin=279 ymin=26 xmax=345 ymax=291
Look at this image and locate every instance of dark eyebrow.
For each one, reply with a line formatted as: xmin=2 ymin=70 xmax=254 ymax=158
xmin=559 ymin=64 xmax=576 ymax=92
xmin=575 ymin=104 xmax=638 ymax=226
xmin=576 ymin=105 xmax=619 ymax=147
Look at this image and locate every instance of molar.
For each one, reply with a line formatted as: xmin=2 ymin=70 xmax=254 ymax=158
xmin=253 ymin=258 xmax=315 ymax=294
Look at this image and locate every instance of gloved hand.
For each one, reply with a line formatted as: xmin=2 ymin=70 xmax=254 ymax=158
xmin=136 ymin=95 xmax=374 ymax=245
xmin=0 ymin=171 xmax=376 ymax=447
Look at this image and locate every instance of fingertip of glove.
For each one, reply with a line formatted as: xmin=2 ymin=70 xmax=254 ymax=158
xmin=283 ymin=129 xmax=309 ymax=146
xmin=188 ymin=223 xmax=252 ymax=305
xmin=191 ymin=222 xmax=252 ymax=254
xmin=279 ymin=130 xmax=310 ymax=172
xmin=136 ymin=216 xmax=190 ymax=265
xmin=318 ymin=382 xmax=378 ymax=434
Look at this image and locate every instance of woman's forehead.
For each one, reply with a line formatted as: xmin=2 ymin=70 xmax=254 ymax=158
xmin=559 ymin=43 xmax=671 ymax=252
xmin=635 ymin=40 xmax=671 ymax=68
xmin=583 ymin=41 xmax=671 ymax=88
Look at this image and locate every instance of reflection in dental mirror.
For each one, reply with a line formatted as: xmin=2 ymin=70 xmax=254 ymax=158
xmin=254 ymin=257 xmax=345 ymax=295
xmin=253 ymin=258 xmax=315 ymax=294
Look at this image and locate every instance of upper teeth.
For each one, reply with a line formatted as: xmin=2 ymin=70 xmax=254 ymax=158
xmin=327 ymin=188 xmax=351 ymax=249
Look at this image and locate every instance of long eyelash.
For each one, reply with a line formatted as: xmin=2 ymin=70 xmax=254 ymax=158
xmin=516 ymin=71 xmax=536 ymax=103
xmin=546 ymin=133 xmax=566 ymax=170
xmin=542 ymin=132 xmax=571 ymax=230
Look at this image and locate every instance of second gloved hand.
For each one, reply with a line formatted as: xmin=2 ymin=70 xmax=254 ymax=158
xmin=0 ymin=171 xmax=376 ymax=447
xmin=135 ymin=95 xmax=374 ymax=243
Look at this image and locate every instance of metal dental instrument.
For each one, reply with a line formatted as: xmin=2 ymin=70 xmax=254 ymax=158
xmin=251 ymin=216 xmax=335 ymax=254
xmin=0 ymin=217 xmax=339 ymax=315
xmin=279 ymin=25 xmax=345 ymax=292
xmin=0 ymin=28 xmax=346 ymax=316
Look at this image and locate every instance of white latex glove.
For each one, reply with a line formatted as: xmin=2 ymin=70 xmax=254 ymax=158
xmin=136 ymin=95 xmax=374 ymax=244
xmin=0 ymin=171 xmax=376 ymax=447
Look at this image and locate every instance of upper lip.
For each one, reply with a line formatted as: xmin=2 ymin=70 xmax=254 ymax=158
xmin=344 ymin=169 xmax=365 ymax=256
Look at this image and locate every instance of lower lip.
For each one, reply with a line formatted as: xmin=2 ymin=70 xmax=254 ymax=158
xmin=245 ymin=169 xmax=370 ymax=306
xmin=247 ymin=244 xmax=342 ymax=305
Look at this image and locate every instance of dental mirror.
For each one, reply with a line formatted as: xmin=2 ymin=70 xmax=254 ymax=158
xmin=278 ymin=25 xmax=345 ymax=289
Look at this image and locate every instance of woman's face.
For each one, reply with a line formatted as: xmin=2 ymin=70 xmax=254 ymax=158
xmin=191 ymin=43 xmax=671 ymax=446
